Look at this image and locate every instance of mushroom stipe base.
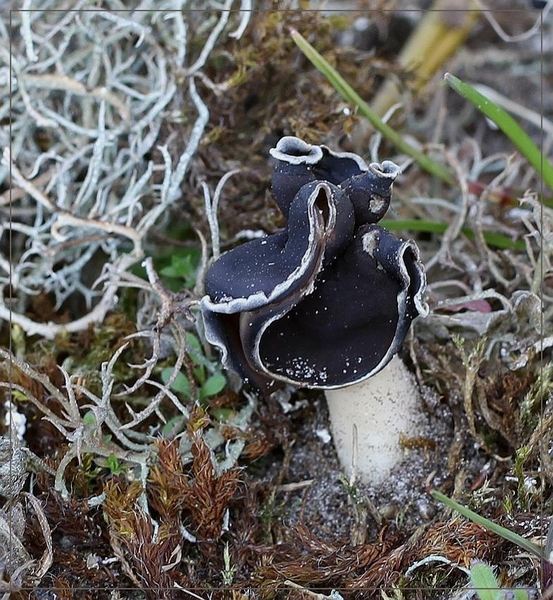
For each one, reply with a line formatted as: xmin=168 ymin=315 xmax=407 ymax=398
xmin=325 ymin=354 xmax=426 ymax=486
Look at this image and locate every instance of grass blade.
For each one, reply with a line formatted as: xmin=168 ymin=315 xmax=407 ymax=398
xmin=290 ymin=28 xmax=455 ymax=186
xmin=381 ymin=219 xmax=526 ymax=251
xmin=444 ymin=73 xmax=553 ymax=190
xmin=431 ymin=489 xmax=543 ymax=558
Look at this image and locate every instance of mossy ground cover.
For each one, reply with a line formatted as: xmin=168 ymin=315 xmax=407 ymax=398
xmin=1 ymin=2 xmax=552 ymax=598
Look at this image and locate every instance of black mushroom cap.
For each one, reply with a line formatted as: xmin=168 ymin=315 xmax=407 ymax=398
xmin=200 ymin=136 xmax=428 ymax=390
xmin=270 ymin=136 xmax=400 ymax=224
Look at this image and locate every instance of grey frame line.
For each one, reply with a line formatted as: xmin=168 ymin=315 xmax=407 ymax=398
xmin=5 ymin=3 xmax=549 ymax=596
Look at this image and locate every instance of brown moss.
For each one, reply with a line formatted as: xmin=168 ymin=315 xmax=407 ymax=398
xmin=252 ymin=516 xmax=501 ymax=599
xmin=103 ymin=479 xmax=187 ymax=598
xmin=21 ymin=489 xmax=121 ymax=595
xmin=148 ymin=433 xmax=241 ymax=541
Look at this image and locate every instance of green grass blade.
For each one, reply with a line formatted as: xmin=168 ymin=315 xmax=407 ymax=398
xmin=431 ymin=490 xmax=543 ymax=558
xmin=380 ymin=219 xmax=526 ymax=251
xmin=290 ymin=29 xmax=455 ymax=186
xmin=444 ymin=73 xmax=553 ymax=191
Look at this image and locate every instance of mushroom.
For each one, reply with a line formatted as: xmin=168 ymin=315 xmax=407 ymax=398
xmin=200 ymin=136 xmax=428 ymax=485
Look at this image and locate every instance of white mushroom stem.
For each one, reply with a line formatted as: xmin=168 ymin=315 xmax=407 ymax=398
xmin=325 ymin=355 xmax=424 ymax=486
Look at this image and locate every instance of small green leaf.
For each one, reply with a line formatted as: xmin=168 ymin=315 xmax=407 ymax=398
xmin=159 ymin=251 xmax=200 ymax=288
xmin=161 ymin=415 xmax=185 ymax=436
xmin=142 ymin=245 xmax=201 ymax=291
xmin=445 ymin=73 xmax=553 ymax=191
xmin=185 ymin=332 xmax=206 ymax=366
xmin=161 ymin=368 xmax=191 ymax=397
xmin=193 ymin=364 xmax=206 ymax=385
xmin=173 ymin=372 xmax=192 ymax=396
xmin=211 ymin=407 xmax=234 ymax=422
xmin=470 ymin=562 xmax=501 ymax=600
xmin=106 ymin=453 xmax=122 ymax=475
xmin=83 ymin=411 xmax=97 ymax=426
xmin=201 ymin=373 xmax=227 ymax=398
xmin=186 ymin=332 xmax=202 ymax=353
xmin=159 ymin=261 xmax=180 ymax=278
xmin=470 ymin=562 xmax=530 ymax=600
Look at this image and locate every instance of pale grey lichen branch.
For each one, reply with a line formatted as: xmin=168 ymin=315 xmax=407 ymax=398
xmin=20 ymin=73 xmax=131 ymax=120
xmin=2 ymin=1 xmax=249 ymax=515
xmin=228 ymin=0 xmax=253 ymax=39
xmin=21 ymin=0 xmax=39 ymax=63
xmin=424 ymin=147 xmax=470 ymax=271
xmin=2 ymin=3 xmax=248 ymax=338
xmin=164 ymin=77 xmax=210 ymax=205
xmin=184 ymin=0 xmax=235 ymax=75
xmin=22 ymin=492 xmax=54 ymax=581
xmin=161 ymin=8 xmax=187 ymax=68
xmin=95 ymin=10 xmax=152 ymax=46
xmin=203 ymin=168 xmax=240 ymax=260
xmin=118 ymin=320 xmax=191 ymax=432
xmin=0 ymin=342 xmax=167 ymax=498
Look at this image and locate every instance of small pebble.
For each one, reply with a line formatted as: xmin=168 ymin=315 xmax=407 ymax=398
xmin=379 ymin=503 xmax=398 ymax=520
xmin=416 ymin=498 xmax=436 ymax=521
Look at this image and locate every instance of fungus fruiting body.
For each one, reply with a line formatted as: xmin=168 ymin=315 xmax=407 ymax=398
xmin=200 ymin=136 xmax=428 ymax=484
